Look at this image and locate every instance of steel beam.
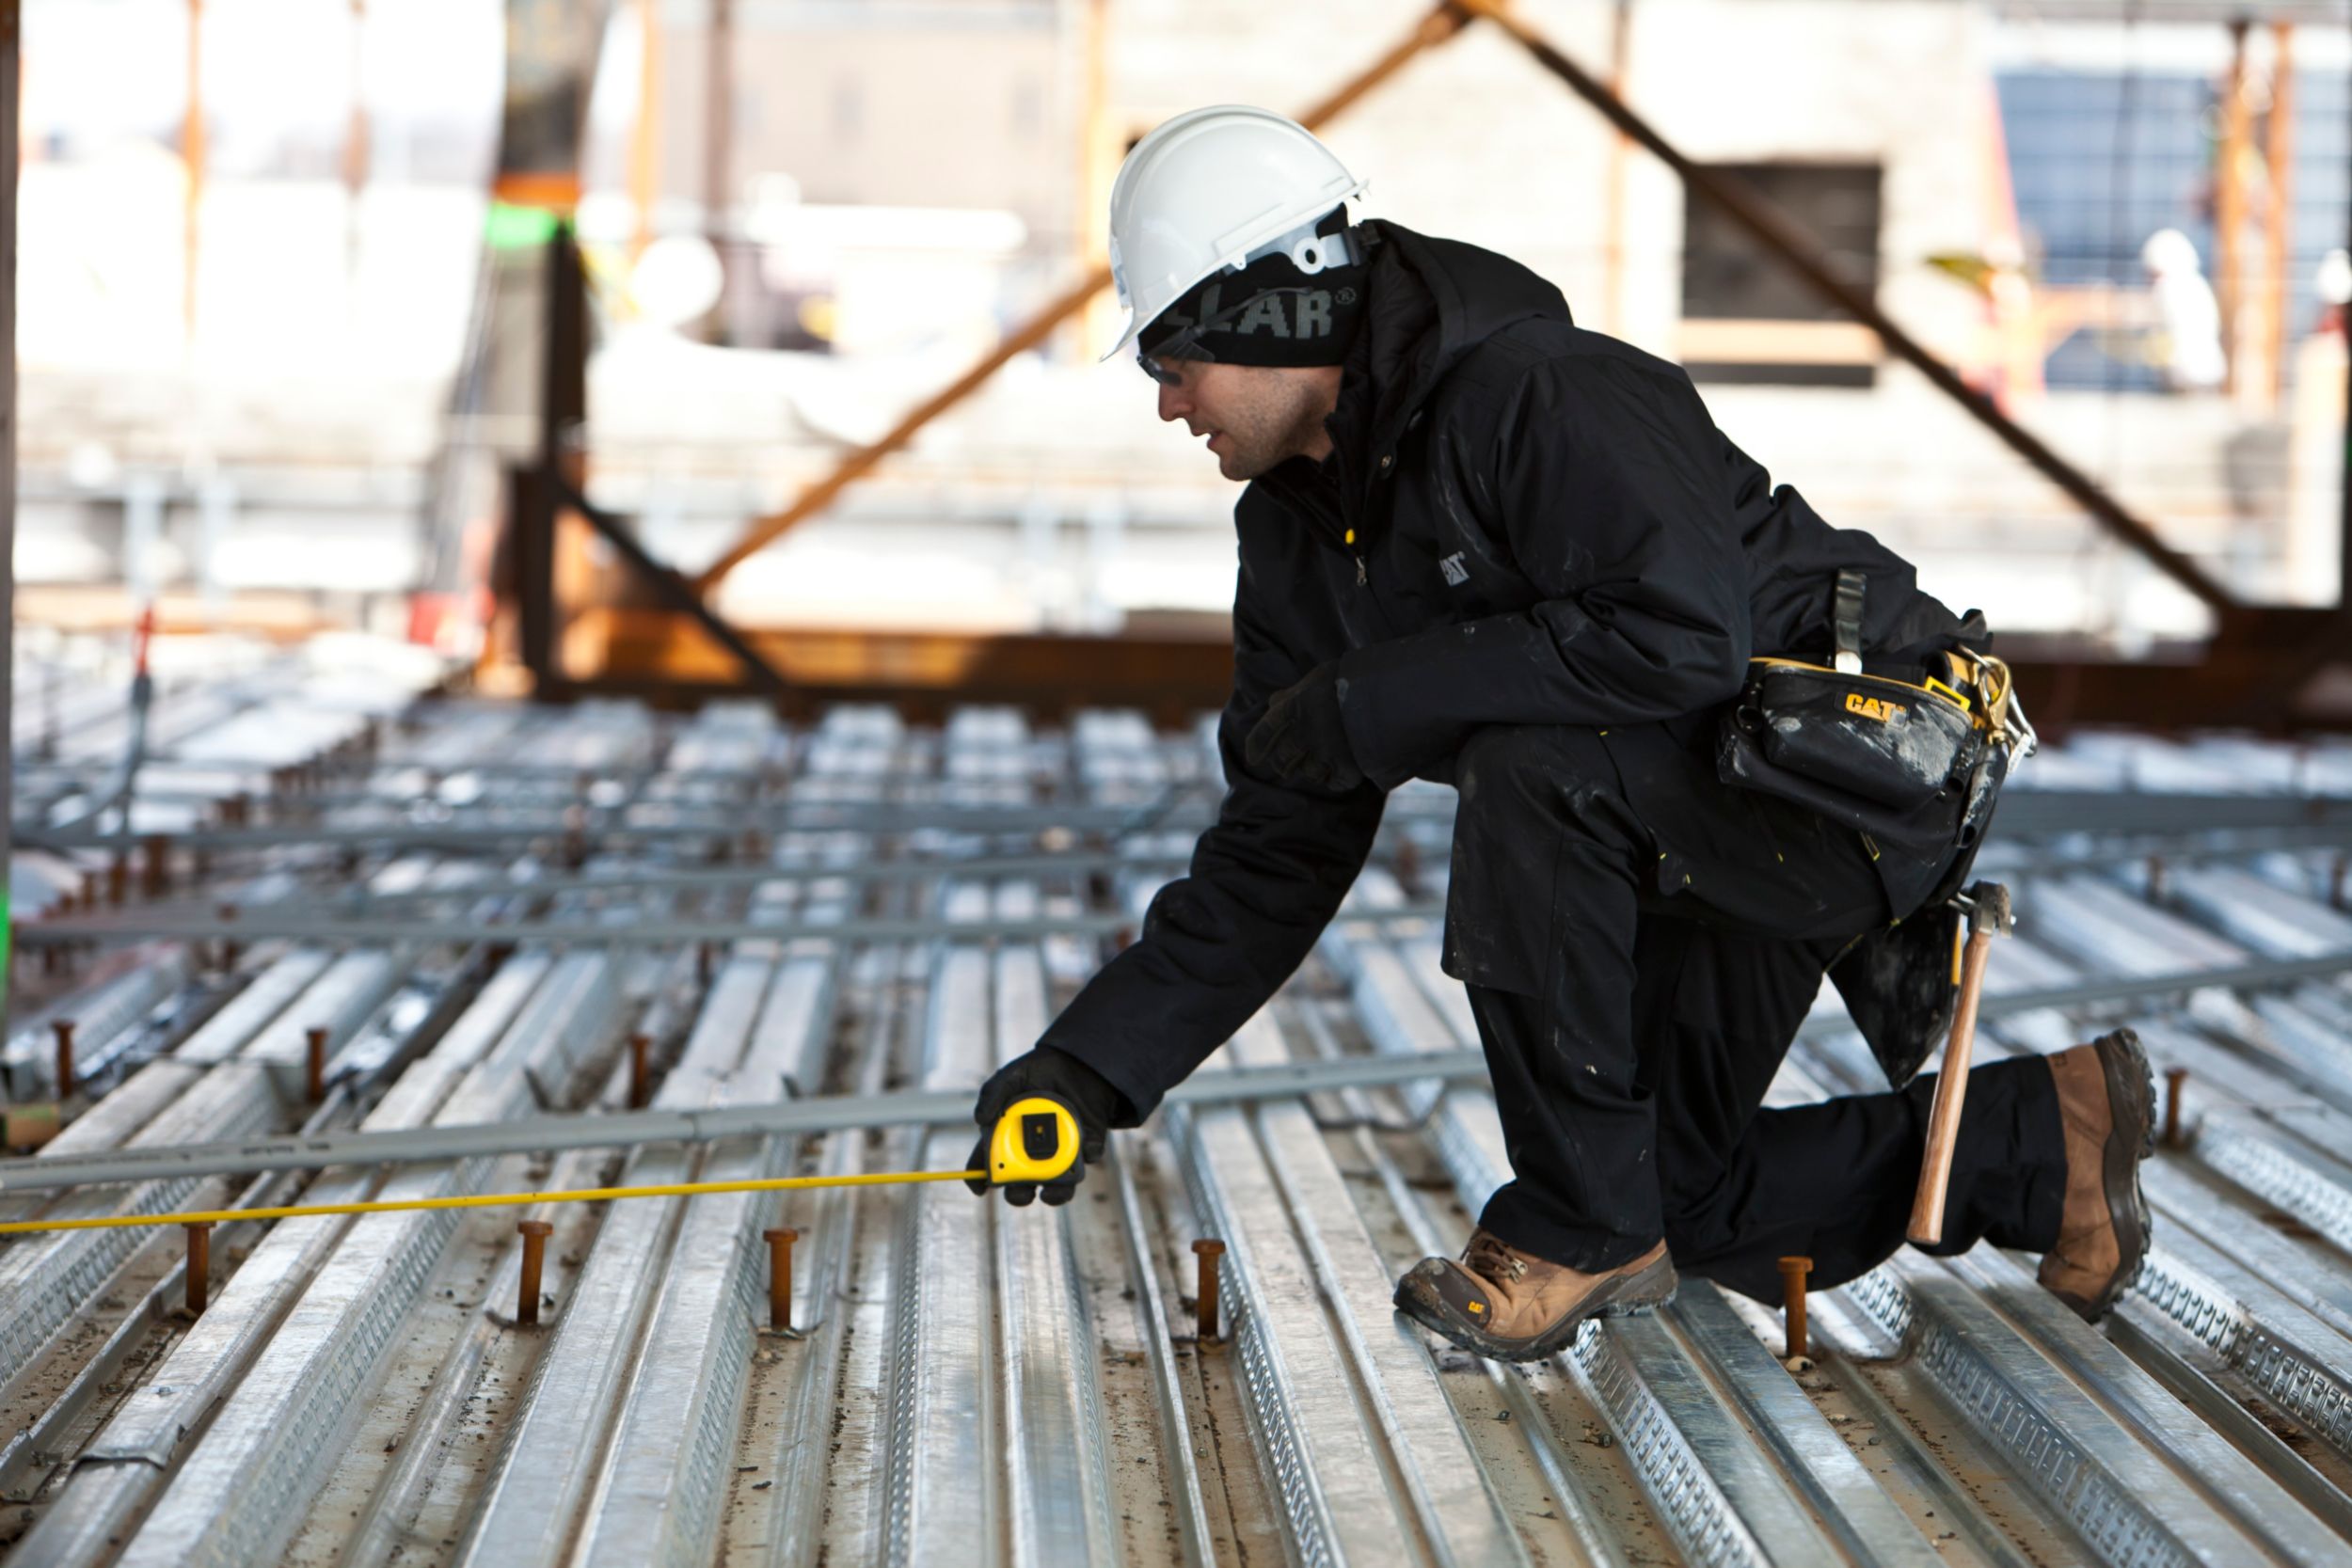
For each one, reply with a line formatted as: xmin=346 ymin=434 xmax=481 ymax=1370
xmin=2263 ymin=23 xmax=2295 ymax=408
xmin=569 ymin=614 xmax=1239 ymax=721
xmin=488 ymin=0 xmax=602 ymax=211
xmin=184 ymin=0 xmax=203 ymax=341
xmin=2218 ymin=19 xmax=2252 ymax=399
xmin=119 ymin=845 xmax=1200 ymax=920
xmin=16 ymin=911 xmax=1146 ymax=951
xmin=553 ymin=478 xmax=790 ymax=697
xmin=22 ymin=914 xmax=2352 ymax=1193
xmin=701 ymin=0 xmax=731 ymax=342
xmin=629 ymin=0 xmax=657 ymax=261
xmin=1994 ymin=790 xmax=2352 ymax=837
xmin=19 ymin=783 xmax=2352 ymax=859
xmin=520 ymin=222 xmax=587 ymax=691
xmin=27 ymin=905 xmax=2352 ymax=1022
xmin=12 ymin=791 xmax=1234 ymax=853
xmin=0 ymin=1047 xmax=1495 ymax=1192
xmin=2344 ymin=37 xmax=2352 ymax=612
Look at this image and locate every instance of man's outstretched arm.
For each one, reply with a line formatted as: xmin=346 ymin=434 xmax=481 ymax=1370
xmin=1036 ymin=601 xmax=1387 ymax=1123
xmin=968 ymin=563 xmax=1386 ymax=1208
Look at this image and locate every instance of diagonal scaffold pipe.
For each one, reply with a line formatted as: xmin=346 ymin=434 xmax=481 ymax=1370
xmin=1452 ymin=0 xmax=2234 ymax=616
xmin=689 ymin=0 xmax=1474 ymax=594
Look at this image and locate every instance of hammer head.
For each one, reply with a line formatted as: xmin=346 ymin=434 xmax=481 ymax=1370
xmin=1957 ymin=880 xmax=2013 ymax=938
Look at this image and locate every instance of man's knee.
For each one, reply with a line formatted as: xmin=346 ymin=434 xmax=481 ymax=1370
xmin=1442 ymin=726 xmax=1631 ymax=994
xmin=1452 ymin=724 xmax=1613 ymax=828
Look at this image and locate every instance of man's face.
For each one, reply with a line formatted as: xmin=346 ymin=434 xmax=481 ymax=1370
xmin=1152 ymin=360 xmax=1341 ymax=481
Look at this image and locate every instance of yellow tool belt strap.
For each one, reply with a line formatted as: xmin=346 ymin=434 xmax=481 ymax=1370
xmin=1943 ymin=651 xmax=2024 ymax=748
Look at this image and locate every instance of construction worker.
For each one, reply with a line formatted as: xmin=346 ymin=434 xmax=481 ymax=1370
xmin=2140 ymin=229 xmax=2226 ymax=394
xmin=968 ymin=107 xmax=2153 ymax=1362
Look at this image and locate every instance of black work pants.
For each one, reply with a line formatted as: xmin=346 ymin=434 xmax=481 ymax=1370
xmin=1440 ymin=719 xmax=2064 ymax=1303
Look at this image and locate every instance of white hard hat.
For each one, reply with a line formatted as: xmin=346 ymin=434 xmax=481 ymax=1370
xmin=1104 ymin=105 xmax=1368 ymax=363
xmin=2318 ymin=247 xmax=2352 ymax=308
xmin=2140 ymin=228 xmax=2201 ymax=277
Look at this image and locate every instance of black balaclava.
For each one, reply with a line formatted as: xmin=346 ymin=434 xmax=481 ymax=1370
xmin=1137 ymin=207 xmax=1368 ymax=369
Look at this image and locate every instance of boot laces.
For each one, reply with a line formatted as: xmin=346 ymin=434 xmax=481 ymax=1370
xmin=1462 ymin=1232 xmax=1528 ymax=1286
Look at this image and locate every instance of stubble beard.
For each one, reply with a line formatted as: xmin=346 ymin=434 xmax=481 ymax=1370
xmin=1214 ymin=383 xmax=1326 ymax=482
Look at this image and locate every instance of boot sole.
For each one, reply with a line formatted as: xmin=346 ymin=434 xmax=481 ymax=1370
xmin=2053 ymin=1027 xmax=2155 ymax=1322
xmin=1393 ymin=1252 xmax=1680 ymax=1364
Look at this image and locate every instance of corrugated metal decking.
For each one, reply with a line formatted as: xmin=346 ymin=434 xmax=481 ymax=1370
xmin=7 ymin=691 xmax=2352 ymax=1563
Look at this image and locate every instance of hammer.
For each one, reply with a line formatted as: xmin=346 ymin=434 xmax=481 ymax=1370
xmin=1906 ymin=880 xmax=2014 ymax=1247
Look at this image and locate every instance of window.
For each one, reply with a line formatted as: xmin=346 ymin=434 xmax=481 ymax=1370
xmin=1996 ymin=67 xmax=2351 ymax=392
xmin=1679 ymin=162 xmax=1883 ymax=388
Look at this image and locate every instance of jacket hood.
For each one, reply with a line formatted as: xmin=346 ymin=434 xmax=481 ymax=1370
xmin=1344 ymin=219 xmax=1574 ymax=448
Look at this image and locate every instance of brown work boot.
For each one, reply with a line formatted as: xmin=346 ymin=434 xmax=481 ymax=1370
xmin=1392 ymin=1229 xmax=1677 ymax=1363
xmin=2037 ymin=1028 xmax=2156 ymax=1322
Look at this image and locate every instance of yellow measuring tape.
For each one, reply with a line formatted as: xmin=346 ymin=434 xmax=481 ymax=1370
xmin=0 ymin=1168 xmax=983 ymax=1235
xmin=0 ymin=1096 xmax=1083 ymax=1237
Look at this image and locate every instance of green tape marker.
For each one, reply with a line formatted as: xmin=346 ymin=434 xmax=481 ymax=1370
xmin=485 ymin=201 xmax=563 ymax=253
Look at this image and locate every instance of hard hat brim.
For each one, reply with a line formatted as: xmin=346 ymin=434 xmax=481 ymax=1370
xmin=1097 ymin=181 xmax=1368 ymax=365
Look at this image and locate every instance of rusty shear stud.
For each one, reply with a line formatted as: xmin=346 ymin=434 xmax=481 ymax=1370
xmin=1191 ymin=1239 xmax=1226 ymax=1346
xmin=516 ymin=1221 xmax=554 ymax=1325
xmin=184 ymin=1223 xmax=215 ymax=1314
xmin=763 ymin=1227 xmax=799 ymax=1333
xmin=628 ymin=1034 xmax=652 ymax=1110
xmin=1778 ymin=1255 xmax=1812 ymax=1363
xmin=52 ymin=1019 xmax=75 ymax=1099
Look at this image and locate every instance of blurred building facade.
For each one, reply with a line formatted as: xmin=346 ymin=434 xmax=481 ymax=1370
xmin=12 ymin=0 xmax=2347 ymax=652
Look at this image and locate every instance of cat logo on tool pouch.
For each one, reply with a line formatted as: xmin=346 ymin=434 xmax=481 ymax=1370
xmin=1844 ymin=692 xmax=1903 ymax=723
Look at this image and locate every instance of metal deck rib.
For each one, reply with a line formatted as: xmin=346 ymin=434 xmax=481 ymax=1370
xmin=570 ymin=956 xmax=818 ymax=1568
xmin=31 ymin=955 xmax=572 ymax=1568
xmin=880 ymin=895 xmax=1001 ymax=1568
xmin=453 ymin=949 xmax=771 ymax=1567
xmin=114 ymin=957 xmax=570 ymax=1560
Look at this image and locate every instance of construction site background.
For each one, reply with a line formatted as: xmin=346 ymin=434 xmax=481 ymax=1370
xmin=12 ymin=0 xmax=2347 ymax=657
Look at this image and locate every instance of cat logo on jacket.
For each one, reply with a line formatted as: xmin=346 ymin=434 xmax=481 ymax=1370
xmin=1844 ymin=692 xmax=1904 ymax=723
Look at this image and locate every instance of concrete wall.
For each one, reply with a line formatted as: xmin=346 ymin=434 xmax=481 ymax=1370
xmin=658 ymin=3 xmax=1072 ymax=236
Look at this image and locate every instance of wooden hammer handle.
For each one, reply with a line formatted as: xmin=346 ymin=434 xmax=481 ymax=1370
xmin=1907 ymin=927 xmax=1995 ymax=1246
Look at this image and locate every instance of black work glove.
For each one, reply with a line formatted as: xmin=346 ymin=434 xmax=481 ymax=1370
xmin=1243 ymin=664 xmax=1364 ymax=794
xmin=963 ymin=1046 xmax=1122 ymax=1207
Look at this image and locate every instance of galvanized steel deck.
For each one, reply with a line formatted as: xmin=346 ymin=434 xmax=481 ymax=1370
xmin=6 ymin=690 xmax=2352 ymax=1564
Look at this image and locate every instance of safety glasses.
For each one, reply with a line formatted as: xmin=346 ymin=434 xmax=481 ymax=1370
xmin=1135 ymin=286 xmax=1327 ymax=387
xmin=1136 ymin=350 xmax=1192 ymax=388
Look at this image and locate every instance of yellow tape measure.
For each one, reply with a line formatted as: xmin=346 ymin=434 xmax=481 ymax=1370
xmin=0 ymin=1098 xmax=1087 ymax=1236
xmin=987 ymin=1095 xmax=1081 ymax=1185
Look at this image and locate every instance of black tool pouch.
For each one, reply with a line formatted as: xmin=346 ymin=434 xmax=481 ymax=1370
xmin=1717 ymin=572 xmax=1984 ymax=847
xmin=1724 ymin=572 xmax=2022 ymax=1089
xmin=1723 ymin=662 xmax=1982 ymax=821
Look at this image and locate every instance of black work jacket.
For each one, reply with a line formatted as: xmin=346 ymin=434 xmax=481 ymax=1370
xmin=1044 ymin=220 xmax=1983 ymax=1120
